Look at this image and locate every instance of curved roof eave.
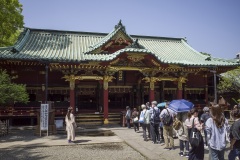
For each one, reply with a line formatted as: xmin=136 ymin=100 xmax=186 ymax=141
xmin=84 ymin=48 xmax=152 ymax=61
xmin=12 ymin=28 xmax=31 ymax=52
xmin=83 ymin=23 xmax=134 ymax=54
xmin=81 ymin=46 xmax=240 ymax=67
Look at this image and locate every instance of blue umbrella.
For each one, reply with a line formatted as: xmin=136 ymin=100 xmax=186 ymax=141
xmin=157 ymin=102 xmax=166 ymax=108
xmin=168 ymin=99 xmax=194 ymax=112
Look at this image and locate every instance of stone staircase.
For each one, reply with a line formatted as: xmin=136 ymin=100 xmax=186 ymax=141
xmin=108 ymin=113 xmax=122 ymax=125
xmin=75 ymin=113 xmax=121 ymax=126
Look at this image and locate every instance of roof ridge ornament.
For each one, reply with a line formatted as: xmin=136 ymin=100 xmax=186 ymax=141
xmin=205 ymin=56 xmax=211 ymax=61
xmin=126 ymin=39 xmax=145 ymax=49
xmin=115 ymin=20 xmax=125 ymax=32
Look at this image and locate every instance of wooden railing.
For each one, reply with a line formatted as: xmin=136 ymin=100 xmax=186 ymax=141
xmin=0 ymin=101 xmax=70 ymax=117
xmin=0 ymin=107 xmax=69 ymax=117
xmin=0 ymin=119 xmax=9 ymax=136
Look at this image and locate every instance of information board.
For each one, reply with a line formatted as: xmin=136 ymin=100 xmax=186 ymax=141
xmin=40 ymin=104 xmax=49 ymax=131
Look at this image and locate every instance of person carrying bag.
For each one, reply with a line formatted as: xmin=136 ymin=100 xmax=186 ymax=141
xmin=186 ymin=108 xmax=204 ymax=160
xmin=132 ymin=108 xmax=139 ymax=132
xmin=189 ymin=118 xmax=203 ymax=148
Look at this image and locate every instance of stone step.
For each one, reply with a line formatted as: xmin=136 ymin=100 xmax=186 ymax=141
xmin=75 ymin=113 xmax=121 ymax=125
xmin=77 ymin=121 xmax=103 ymax=125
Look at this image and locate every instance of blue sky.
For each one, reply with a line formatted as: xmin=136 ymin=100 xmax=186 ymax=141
xmin=19 ymin=0 xmax=240 ymax=59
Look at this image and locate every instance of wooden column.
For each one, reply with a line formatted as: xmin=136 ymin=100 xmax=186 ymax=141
xmin=204 ymin=74 xmax=208 ymax=104
xmin=149 ymin=77 xmax=155 ymax=102
xmin=103 ymin=86 xmax=109 ymax=124
xmin=41 ymin=84 xmax=46 ymax=102
xmin=102 ymin=75 xmax=114 ymax=125
xmin=160 ymin=81 xmax=165 ymax=102
xmin=70 ymin=90 xmax=75 ymax=112
xmin=69 ymin=75 xmax=76 ymax=113
xmin=177 ymin=81 xmax=183 ymax=99
xmin=177 ymin=77 xmax=187 ymax=99
xmin=142 ymin=77 xmax=157 ymax=102
xmin=136 ymin=91 xmax=139 ymax=108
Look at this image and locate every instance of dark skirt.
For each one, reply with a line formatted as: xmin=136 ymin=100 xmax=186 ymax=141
xmin=188 ymin=128 xmax=204 ymax=160
xmin=188 ymin=133 xmax=204 ymax=160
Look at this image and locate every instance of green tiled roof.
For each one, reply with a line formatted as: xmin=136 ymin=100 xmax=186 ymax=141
xmin=84 ymin=20 xmax=134 ymax=54
xmin=0 ymin=22 xmax=239 ymax=67
xmin=84 ymin=48 xmax=151 ymax=61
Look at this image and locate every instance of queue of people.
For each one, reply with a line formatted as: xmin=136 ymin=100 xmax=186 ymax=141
xmin=63 ymin=102 xmax=240 ymax=159
xmin=125 ymin=101 xmax=240 ymax=160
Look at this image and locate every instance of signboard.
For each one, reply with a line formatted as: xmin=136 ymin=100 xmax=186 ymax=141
xmin=40 ymin=104 xmax=49 ymax=131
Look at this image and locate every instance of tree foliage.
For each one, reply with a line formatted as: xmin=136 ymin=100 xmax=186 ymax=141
xmin=0 ymin=0 xmax=24 ymax=47
xmin=0 ymin=70 xmax=28 ymax=105
xmin=218 ymin=66 xmax=240 ymax=94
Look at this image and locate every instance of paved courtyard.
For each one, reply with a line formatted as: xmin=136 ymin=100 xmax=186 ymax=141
xmin=0 ymin=126 xmax=231 ymax=160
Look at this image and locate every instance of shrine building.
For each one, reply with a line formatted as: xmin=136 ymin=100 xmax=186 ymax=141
xmin=0 ymin=21 xmax=239 ymax=125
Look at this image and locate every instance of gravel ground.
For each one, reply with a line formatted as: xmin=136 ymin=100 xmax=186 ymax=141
xmin=0 ymin=129 xmax=65 ymax=142
xmin=0 ymin=129 xmax=147 ymax=160
xmin=0 ymin=143 xmax=146 ymax=160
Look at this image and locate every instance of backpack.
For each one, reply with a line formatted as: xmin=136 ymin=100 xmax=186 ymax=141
xmin=162 ymin=109 xmax=173 ymax=126
xmin=152 ymin=108 xmax=160 ymax=124
xmin=189 ymin=118 xmax=203 ymax=148
xmin=201 ymin=113 xmax=210 ymax=125
xmin=173 ymin=118 xmax=182 ymax=130
xmin=125 ymin=110 xmax=131 ymax=120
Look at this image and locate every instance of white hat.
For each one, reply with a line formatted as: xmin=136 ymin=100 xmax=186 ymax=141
xmin=203 ymin=106 xmax=209 ymax=112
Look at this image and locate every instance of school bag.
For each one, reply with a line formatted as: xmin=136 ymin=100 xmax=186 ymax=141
xmin=162 ymin=109 xmax=173 ymax=126
xmin=189 ymin=118 xmax=203 ymax=147
xmin=152 ymin=108 xmax=160 ymax=124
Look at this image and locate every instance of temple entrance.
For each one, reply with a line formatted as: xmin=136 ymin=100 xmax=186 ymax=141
xmin=76 ymin=84 xmax=99 ymax=112
xmin=77 ymin=95 xmax=98 ymax=111
xmin=108 ymin=93 xmax=130 ymax=112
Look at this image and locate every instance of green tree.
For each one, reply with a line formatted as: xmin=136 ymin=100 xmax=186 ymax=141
xmin=0 ymin=70 xmax=28 ymax=105
xmin=218 ymin=66 xmax=240 ymax=94
xmin=0 ymin=0 xmax=24 ymax=47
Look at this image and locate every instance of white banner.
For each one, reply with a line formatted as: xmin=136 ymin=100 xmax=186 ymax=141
xmin=40 ymin=104 xmax=49 ymax=131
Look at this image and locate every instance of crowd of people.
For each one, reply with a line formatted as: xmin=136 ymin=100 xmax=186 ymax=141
xmin=63 ymin=102 xmax=240 ymax=160
xmin=125 ymin=101 xmax=240 ymax=160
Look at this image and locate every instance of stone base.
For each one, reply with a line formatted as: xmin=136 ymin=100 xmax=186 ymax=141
xmin=35 ymin=124 xmax=56 ymax=136
xmin=104 ymin=118 xmax=109 ymax=125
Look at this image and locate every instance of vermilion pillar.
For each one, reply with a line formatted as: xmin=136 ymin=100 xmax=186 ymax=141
xmin=103 ymin=76 xmax=112 ymax=125
xmin=177 ymin=77 xmax=186 ymax=99
xmin=69 ymin=75 xmax=75 ymax=113
xmin=204 ymin=74 xmax=208 ymax=104
xmin=103 ymin=88 xmax=109 ymax=121
xmin=41 ymin=84 xmax=46 ymax=102
xmin=149 ymin=78 xmax=155 ymax=102
xmin=177 ymin=88 xmax=183 ymax=99
xmin=70 ymin=89 xmax=75 ymax=112
xmin=149 ymin=89 xmax=155 ymax=102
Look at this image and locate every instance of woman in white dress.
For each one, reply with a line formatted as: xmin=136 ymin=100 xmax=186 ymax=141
xmin=65 ymin=107 xmax=76 ymax=143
